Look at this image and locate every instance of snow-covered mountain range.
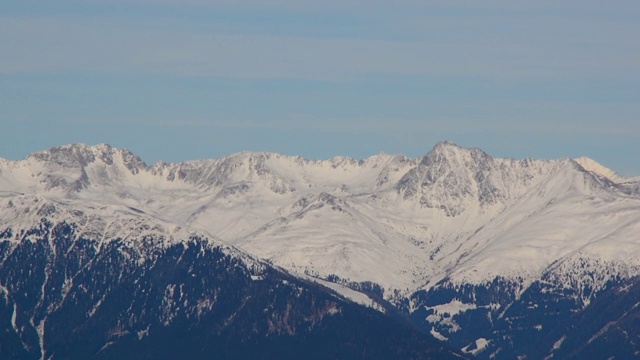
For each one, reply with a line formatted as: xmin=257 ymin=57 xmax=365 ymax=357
xmin=2 ymin=142 xmax=639 ymax=294
xmin=2 ymin=141 xmax=640 ymax=358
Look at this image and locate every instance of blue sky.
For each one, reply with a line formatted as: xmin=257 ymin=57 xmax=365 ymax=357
xmin=1 ymin=1 xmax=639 ymax=175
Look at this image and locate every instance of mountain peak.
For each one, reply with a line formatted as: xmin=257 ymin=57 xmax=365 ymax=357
xmin=433 ymin=140 xmax=461 ymax=148
xmin=422 ymin=141 xmax=491 ymax=167
xmin=574 ymin=156 xmax=624 ymax=183
xmin=28 ymin=143 xmax=146 ymax=173
xmin=425 ymin=141 xmax=463 ymax=156
xmin=29 ymin=143 xmax=94 ymax=167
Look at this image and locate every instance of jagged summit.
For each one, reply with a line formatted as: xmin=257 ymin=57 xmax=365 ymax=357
xmin=29 ymin=143 xmax=146 ymax=170
xmin=574 ymin=156 xmax=625 ymax=183
xmin=426 ymin=139 xmax=464 ymax=151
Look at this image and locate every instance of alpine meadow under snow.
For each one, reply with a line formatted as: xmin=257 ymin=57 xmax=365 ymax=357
xmin=2 ymin=142 xmax=640 ymax=359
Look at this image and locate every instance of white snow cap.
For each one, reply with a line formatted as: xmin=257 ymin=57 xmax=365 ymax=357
xmin=2 ymin=142 xmax=640 ymax=300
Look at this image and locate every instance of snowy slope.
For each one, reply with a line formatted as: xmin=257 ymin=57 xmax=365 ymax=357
xmin=1 ymin=142 xmax=640 ymax=301
xmin=0 ymin=192 xmax=274 ymax=280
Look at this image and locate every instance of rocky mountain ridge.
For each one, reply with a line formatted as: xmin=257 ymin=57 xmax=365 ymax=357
xmin=2 ymin=141 xmax=640 ymax=358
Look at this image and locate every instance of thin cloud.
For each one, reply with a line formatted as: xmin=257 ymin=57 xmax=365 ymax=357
xmin=51 ymin=115 xmax=640 ymax=139
xmin=1 ymin=13 xmax=638 ymax=81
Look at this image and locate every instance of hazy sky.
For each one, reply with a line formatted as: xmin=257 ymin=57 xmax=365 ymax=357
xmin=1 ymin=1 xmax=639 ymax=175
